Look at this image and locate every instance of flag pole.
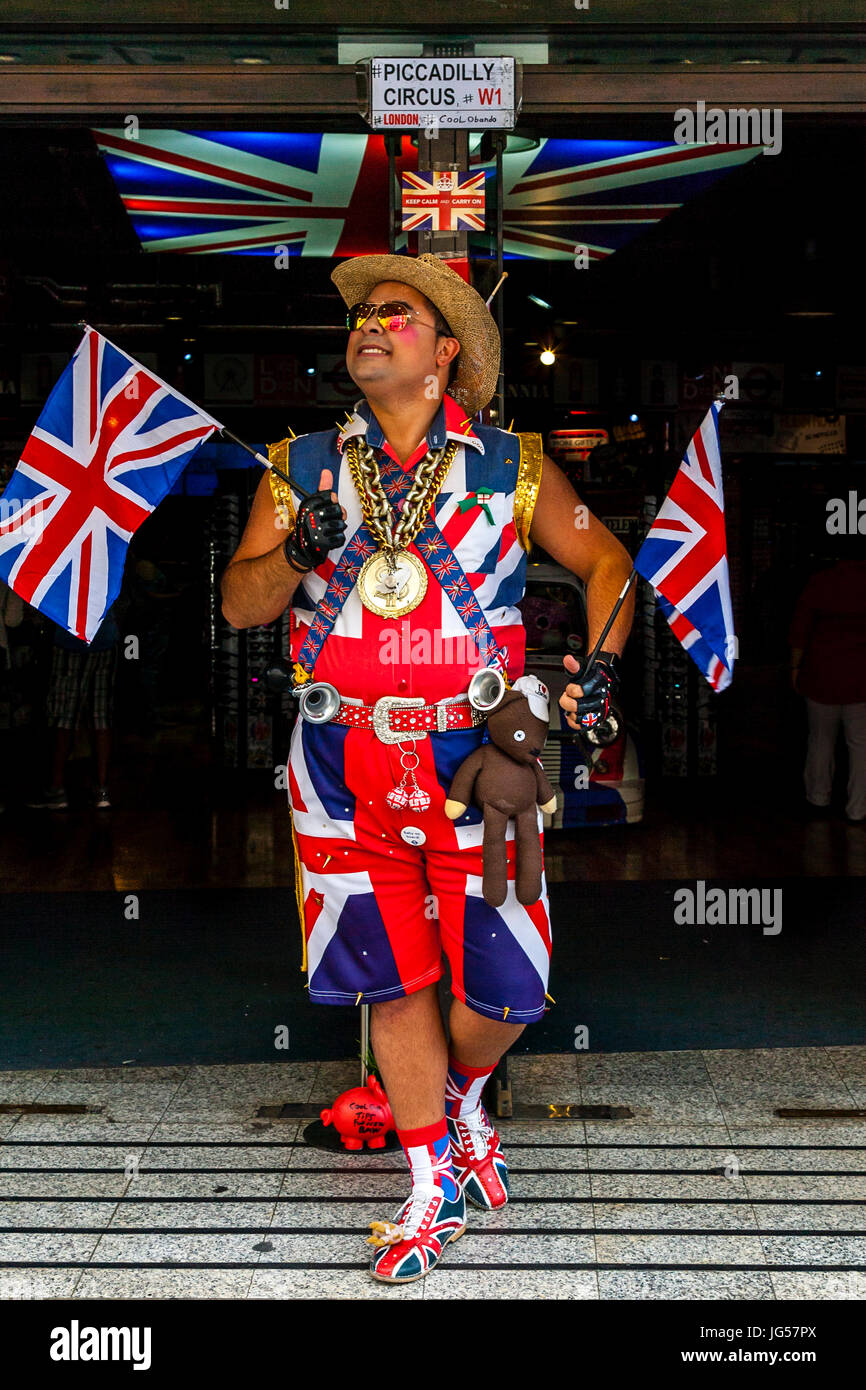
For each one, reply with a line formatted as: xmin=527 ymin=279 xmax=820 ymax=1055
xmin=485 ymin=270 xmax=508 ymax=308
xmin=218 ymin=427 xmax=312 ymax=499
xmin=578 ymin=393 xmax=726 ymax=683
xmin=578 ymin=569 xmax=638 ymax=681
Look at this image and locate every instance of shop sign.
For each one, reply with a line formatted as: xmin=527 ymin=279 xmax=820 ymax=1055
xmin=365 ymin=56 xmax=516 ymax=129
xmin=711 ymin=407 xmax=846 ymax=454
xmin=254 ymin=355 xmax=316 ymax=407
xmin=553 ymin=358 xmax=599 ymax=405
xmin=548 ymin=428 xmax=609 ymax=464
xmin=204 ymin=353 xmax=254 ymax=403
xmin=600 ymin=515 xmax=637 ymax=535
xmin=731 ymin=361 xmax=784 ymax=407
xmin=505 ymin=380 xmax=550 ymax=398
xmin=640 ymin=359 xmax=677 ymax=406
xmin=677 ymin=364 xmax=726 ymax=407
xmin=316 ymin=354 xmax=357 ymax=404
xmin=205 ymin=353 xmax=316 ymax=407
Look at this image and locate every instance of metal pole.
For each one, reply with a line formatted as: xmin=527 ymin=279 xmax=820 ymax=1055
xmin=360 ymin=1002 xmax=370 ymax=1087
xmin=579 ymin=569 xmax=638 ymax=682
xmin=387 ymin=133 xmax=397 ymax=255
xmin=218 ymin=426 xmax=310 ymax=498
xmin=494 ymin=132 xmax=506 ymax=427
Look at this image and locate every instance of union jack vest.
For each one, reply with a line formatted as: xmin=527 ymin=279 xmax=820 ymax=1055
xmin=267 ymin=392 xmax=543 ymax=704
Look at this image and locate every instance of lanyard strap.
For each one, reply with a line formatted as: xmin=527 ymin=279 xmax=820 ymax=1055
xmin=293 ymin=450 xmax=509 ymax=679
xmin=293 ymin=519 xmax=378 ymax=678
xmin=378 ymin=455 xmax=508 ymax=673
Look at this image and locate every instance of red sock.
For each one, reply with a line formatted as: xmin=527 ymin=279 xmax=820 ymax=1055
xmin=396 ymin=1118 xmax=459 ymax=1201
xmin=445 ymin=1055 xmax=495 ymax=1118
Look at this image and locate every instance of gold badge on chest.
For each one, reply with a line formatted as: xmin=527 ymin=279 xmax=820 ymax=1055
xmin=357 ymin=549 xmax=428 ymax=618
xmin=345 ymin=434 xmax=458 ymax=620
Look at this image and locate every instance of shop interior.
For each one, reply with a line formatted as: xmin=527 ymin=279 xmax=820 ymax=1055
xmin=1 ymin=116 xmax=863 ymax=1064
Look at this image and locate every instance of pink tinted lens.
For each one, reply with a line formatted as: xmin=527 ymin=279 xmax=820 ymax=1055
xmin=379 ymin=306 xmax=410 ymax=331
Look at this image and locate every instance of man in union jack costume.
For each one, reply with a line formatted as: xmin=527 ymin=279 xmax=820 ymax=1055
xmin=222 ymin=253 xmax=633 ymax=1283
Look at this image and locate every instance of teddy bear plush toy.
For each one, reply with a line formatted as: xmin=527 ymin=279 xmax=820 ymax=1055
xmin=444 ymin=674 xmax=557 ymax=908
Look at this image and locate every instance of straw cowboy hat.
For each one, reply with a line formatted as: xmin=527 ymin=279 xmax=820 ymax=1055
xmin=331 ymin=252 xmax=501 ymax=417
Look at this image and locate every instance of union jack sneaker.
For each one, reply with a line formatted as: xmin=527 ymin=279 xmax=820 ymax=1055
xmin=447 ymin=1105 xmax=509 ymax=1210
xmin=367 ymin=1185 xmax=466 ymax=1283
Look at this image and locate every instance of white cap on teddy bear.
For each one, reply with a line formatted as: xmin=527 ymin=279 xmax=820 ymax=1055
xmin=511 ymin=674 xmax=550 ymax=723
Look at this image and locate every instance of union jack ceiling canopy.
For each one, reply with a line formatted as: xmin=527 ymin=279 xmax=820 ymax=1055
xmin=93 ymin=129 xmax=762 ymax=261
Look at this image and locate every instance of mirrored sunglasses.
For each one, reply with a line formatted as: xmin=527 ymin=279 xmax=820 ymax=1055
xmin=346 ymin=301 xmax=437 ymax=333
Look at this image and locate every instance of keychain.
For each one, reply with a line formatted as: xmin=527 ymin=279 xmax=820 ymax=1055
xmin=386 ymin=743 xmax=431 ymax=813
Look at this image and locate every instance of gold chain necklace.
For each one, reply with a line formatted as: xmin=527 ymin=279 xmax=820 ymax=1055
xmin=345 ymin=435 xmax=458 ymax=618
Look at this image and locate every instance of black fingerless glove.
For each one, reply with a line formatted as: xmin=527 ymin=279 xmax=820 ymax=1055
xmin=283 ymin=491 xmax=346 ymax=574
xmin=573 ymin=650 xmax=621 ymax=729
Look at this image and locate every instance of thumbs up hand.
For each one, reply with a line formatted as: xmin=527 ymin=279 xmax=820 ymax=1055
xmin=284 ymin=468 xmax=347 ymax=574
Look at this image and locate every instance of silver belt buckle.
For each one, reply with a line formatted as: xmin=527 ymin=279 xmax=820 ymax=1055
xmin=372 ymin=695 xmax=427 ymax=744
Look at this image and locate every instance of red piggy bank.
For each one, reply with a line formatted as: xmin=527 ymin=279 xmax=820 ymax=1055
xmin=320 ymin=1075 xmax=395 ymax=1151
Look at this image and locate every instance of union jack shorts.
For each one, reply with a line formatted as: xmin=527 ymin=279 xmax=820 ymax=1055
xmin=287 ymin=717 xmax=552 ymax=1023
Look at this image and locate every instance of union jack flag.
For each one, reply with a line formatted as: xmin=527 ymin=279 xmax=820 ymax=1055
xmin=93 ymin=129 xmax=414 ymax=257
xmin=633 ymin=401 xmax=736 ymax=691
xmin=492 ymin=138 xmax=763 ymax=261
xmin=0 ymin=327 xmax=221 ymax=643
xmin=419 ymin=535 xmax=446 ymax=557
xmin=430 ymin=553 xmax=459 ymax=580
xmin=401 ymin=170 xmax=486 ymax=232
xmin=92 ymin=130 xmax=762 ymax=261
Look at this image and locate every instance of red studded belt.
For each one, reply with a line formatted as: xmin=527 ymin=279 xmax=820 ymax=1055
xmin=330 ymin=694 xmax=486 ymax=744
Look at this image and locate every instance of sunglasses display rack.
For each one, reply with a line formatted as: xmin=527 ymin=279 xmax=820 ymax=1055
xmin=638 ymin=491 xmax=718 ymax=779
xmin=206 ymin=478 xmax=294 ymax=772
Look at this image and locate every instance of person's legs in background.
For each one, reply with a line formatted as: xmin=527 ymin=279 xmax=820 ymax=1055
xmin=842 ymin=701 xmax=866 ymax=822
xmin=29 ymin=646 xmax=116 ymax=809
xmin=137 ymin=625 xmax=170 ymax=735
xmin=804 ymin=697 xmax=841 ymax=808
xmin=90 ymin=647 xmax=118 ymax=807
xmin=27 ymin=648 xmax=82 ymax=809
xmin=25 ymin=725 xmax=75 ymax=809
xmin=93 ymin=730 xmax=111 ymax=790
xmin=47 ymin=727 xmax=74 ymax=793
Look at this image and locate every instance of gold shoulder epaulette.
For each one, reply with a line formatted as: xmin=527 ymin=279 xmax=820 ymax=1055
xmin=267 ymin=438 xmax=296 ymax=530
xmin=514 ymin=431 xmax=544 ymax=553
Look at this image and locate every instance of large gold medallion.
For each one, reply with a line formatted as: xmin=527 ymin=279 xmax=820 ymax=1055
xmin=357 ymin=549 xmax=427 ymax=618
